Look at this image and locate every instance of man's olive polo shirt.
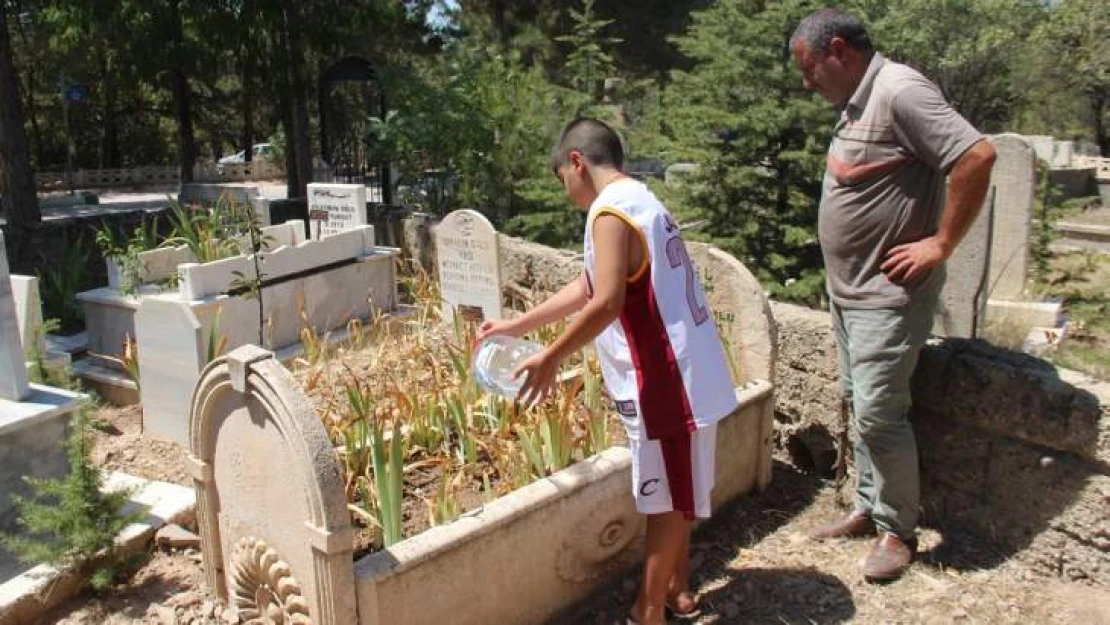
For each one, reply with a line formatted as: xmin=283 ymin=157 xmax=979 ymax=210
xmin=818 ymin=53 xmax=984 ymax=309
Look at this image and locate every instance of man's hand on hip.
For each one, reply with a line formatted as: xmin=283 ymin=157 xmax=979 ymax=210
xmin=881 ymin=236 xmax=948 ymax=285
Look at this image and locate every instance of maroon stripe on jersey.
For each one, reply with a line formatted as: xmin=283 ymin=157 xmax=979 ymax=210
xmin=619 ymin=265 xmax=697 ymax=440
xmin=660 ymin=432 xmax=695 ymax=521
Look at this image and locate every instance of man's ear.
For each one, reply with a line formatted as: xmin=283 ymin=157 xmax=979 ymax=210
xmin=828 ymin=36 xmax=847 ymax=59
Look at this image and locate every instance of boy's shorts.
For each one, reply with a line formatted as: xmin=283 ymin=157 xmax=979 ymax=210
xmin=629 ymin=424 xmax=717 ymax=520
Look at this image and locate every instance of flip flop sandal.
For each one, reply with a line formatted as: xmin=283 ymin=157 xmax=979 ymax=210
xmin=665 ymin=596 xmax=702 ymax=620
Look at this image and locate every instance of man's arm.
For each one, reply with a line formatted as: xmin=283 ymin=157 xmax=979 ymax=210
xmin=475 ymin=273 xmax=589 ymax=341
xmin=515 ymin=214 xmax=634 ymax=405
xmin=881 ymin=139 xmax=996 ymax=284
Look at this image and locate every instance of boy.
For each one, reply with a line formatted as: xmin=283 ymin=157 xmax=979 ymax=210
xmin=476 ymin=118 xmax=739 ymax=625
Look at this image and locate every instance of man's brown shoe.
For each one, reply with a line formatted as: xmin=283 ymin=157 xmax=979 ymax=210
xmin=862 ymin=532 xmax=916 ymax=582
xmin=812 ymin=510 xmax=875 ymax=539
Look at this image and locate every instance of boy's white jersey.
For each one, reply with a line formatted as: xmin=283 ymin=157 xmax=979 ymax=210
xmin=584 ymin=179 xmax=739 ymax=441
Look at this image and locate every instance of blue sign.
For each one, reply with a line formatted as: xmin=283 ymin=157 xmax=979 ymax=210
xmin=63 ymin=85 xmax=89 ymax=103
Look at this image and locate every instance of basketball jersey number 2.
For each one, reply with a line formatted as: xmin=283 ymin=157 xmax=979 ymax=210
xmin=665 ymin=236 xmax=709 ymax=326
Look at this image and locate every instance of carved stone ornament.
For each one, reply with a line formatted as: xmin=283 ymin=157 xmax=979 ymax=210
xmin=231 ymin=536 xmax=313 ymax=625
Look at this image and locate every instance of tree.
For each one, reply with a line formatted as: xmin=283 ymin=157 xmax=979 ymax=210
xmin=1017 ymin=0 xmax=1110 ymax=155
xmin=662 ymin=0 xmax=834 ymax=306
xmin=555 ymin=0 xmax=622 ymax=97
xmin=0 ymin=4 xmax=40 ymax=225
xmin=854 ymin=0 xmax=1044 ymax=132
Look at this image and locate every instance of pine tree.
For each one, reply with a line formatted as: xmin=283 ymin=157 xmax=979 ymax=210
xmin=556 ymin=0 xmax=623 ymax=97
xmin=663 ymin=0 xmax=835 ymax=306
xmin=2 ymin=408 xmax=144 ymax=591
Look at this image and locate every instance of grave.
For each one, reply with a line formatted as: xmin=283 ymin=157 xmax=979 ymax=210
xmin=137 ymin=224 xmax=398 ymax=444
xmin=0 ymin=236 xmax=85 ymax=535
xmin=74 ymin=221 xmax=309 ymax=404
xmin=189 ymin=234 xmax=777 ymax=625
xmin=10 ymin=275 xmax=70 ymax=374
xmin=434 ymin=209 xmax=502 ymax=322
xmin=307 ymin=182 xmax=368 ymax=239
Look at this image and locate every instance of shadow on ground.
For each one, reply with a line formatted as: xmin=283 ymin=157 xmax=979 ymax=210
xmin=549 ymin=462 xmax=855 ymax=624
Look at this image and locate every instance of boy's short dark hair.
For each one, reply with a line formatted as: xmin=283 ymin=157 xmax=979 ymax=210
xmin=551 ymin=118 xmax=624 ymax=174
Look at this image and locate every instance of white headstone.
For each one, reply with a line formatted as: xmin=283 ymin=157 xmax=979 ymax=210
xmin=0 ymin=236 xmax=31 ymax=400
xmin=935 ymin=192 xmax=992 ymax=338
xmin=435 ymin=209 xmax=502 ymax=322
xmin=307 ymin=183 xmax=367 ymax=240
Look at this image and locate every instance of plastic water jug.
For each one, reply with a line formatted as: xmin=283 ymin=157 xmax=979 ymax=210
xmin=471 ymin=335 xmax=544 ymax=398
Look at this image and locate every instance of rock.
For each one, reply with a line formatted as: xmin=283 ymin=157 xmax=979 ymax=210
xmin=165 ymin=590 xmax=201 ymax=608
xmin=221 ymin=606 xmax=241 ymax=624
xmin=722 ymin=600 xmax=742 ymax=620
xmin=147 ymin=602 xmax=178 ymax=625
xmin=156 ymin=523 xmax=201 ymax=550
xmin=202 ymin=600 xmax=217 ymax=619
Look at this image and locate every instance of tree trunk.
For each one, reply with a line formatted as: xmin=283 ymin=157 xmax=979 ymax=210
xmin=0 ymin=8 xmax=40 ymax=225
xmin=99 ymin=52 xmax=121 ymax=168
xmin=167 ymin=2 xmax=196 ymax=182
xmin=240 ymin=47 xmax=255 ymax=162
xmin=1094 ymin=96 xmax=1108 ymax=158
xmin=280 ymin=1 xmax=311 ymax=197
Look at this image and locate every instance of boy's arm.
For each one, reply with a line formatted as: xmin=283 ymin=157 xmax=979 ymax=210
xmin=474 ymin=273 xmax=589 ymax=342
xmin=515 ymin=214 xmax=634 ymax=405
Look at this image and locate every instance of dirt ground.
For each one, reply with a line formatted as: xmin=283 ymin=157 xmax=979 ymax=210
xmin=28 ymin=404 xmax=1106 ymax=624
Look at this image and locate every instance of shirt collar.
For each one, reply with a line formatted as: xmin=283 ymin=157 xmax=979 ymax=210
xmin=846 ymin=53 xmax=886 ymax=115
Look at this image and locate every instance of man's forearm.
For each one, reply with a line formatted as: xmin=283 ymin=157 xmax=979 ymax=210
xmin=510 ymin=273 xmax=589 ymax=336
xmin=935 ymin=139 xmax=997 ymax=257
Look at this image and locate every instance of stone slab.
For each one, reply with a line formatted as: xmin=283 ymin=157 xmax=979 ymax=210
xmin=140 ymin=251 xmax=398 ymax=444
xmin=986 ymin=299 xmax=1064 ymax=329
xmin=0 ymin=385 xmax=83 ymax=531
xmin=10 ymin=276 xmax=43 ymax=359
xmin=0 ymin=237 xmax=30 ymax=401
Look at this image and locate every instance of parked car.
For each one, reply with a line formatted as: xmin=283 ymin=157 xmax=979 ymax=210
xmin=218 ymin=143 xmax=274 ymax=166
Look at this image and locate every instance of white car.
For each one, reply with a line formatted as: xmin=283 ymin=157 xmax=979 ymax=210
xmin=218 ymin=143 xmax=274 ymax=165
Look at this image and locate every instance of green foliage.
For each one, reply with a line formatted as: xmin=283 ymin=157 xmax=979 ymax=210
xmin=662 ymin=0 xmax=833 ymax=306
xmin=36 ymin=233 xmax=91 ymax=333
xmin=94 ymin=219 xmax=160 ymax=297
xmin=854 ymin=0 xmax=1044 ymax=132
xmin=375 ymin=41 xmax=586 ymax=238
xmin=1013 ymin=0 xmax=1110 ymax=154
xmin=2 ymin=408 xmax=146 ymax=592
xmin=555 ymin=0 xmax=622 ymax=96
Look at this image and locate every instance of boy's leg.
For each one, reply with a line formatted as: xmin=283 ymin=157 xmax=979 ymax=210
xmin=633 ymin=512 xmax=691 ymax=625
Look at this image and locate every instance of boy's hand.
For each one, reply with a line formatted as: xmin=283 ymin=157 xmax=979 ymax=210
xmin=475 ymin=318 xmax=522 ymax=344
xmin=514 ymin=350 xmax=560 ymax=407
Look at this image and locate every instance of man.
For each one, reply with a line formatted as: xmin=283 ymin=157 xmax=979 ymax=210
xmin=791 ymin=9 xmax=996 ymax=581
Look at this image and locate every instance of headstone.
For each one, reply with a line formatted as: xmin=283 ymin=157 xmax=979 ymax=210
xmin=189 ymin=346 xmax=355 ymax=624
xmin=665 ymin=163 xmax=699 ymax=187
xmin=936 ymin=185 xmax=994 ymax=338
xmin=434 ymin=209 xmax=502 ymax=322
xmin=307 ymin=183 xmax=367 ymax=240
xmin=0 ymin=236 xmax=31 ymax=401
xmin=985 ymin=134 xmax=1035 ymax=301
xmin=10 ymin=275 xmax=44 ymax=358
xmin=686 ymin=242 xmax=777 ymax=386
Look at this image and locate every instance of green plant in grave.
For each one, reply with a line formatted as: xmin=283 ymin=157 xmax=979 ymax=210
xmin=581 ymin=352 xmax=610 ymax=458
xmin=2 ymin=407 xmax=146 ymax=592
xmin=95 ymin=219 xmax=161 ymax=297
xmin=37 ymin=234 xmax=91 ymax=333
xmin=345 ymin=379 xmax=405 ymax=547
xmin=227 ymin=200 xmax=269 ymax=346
